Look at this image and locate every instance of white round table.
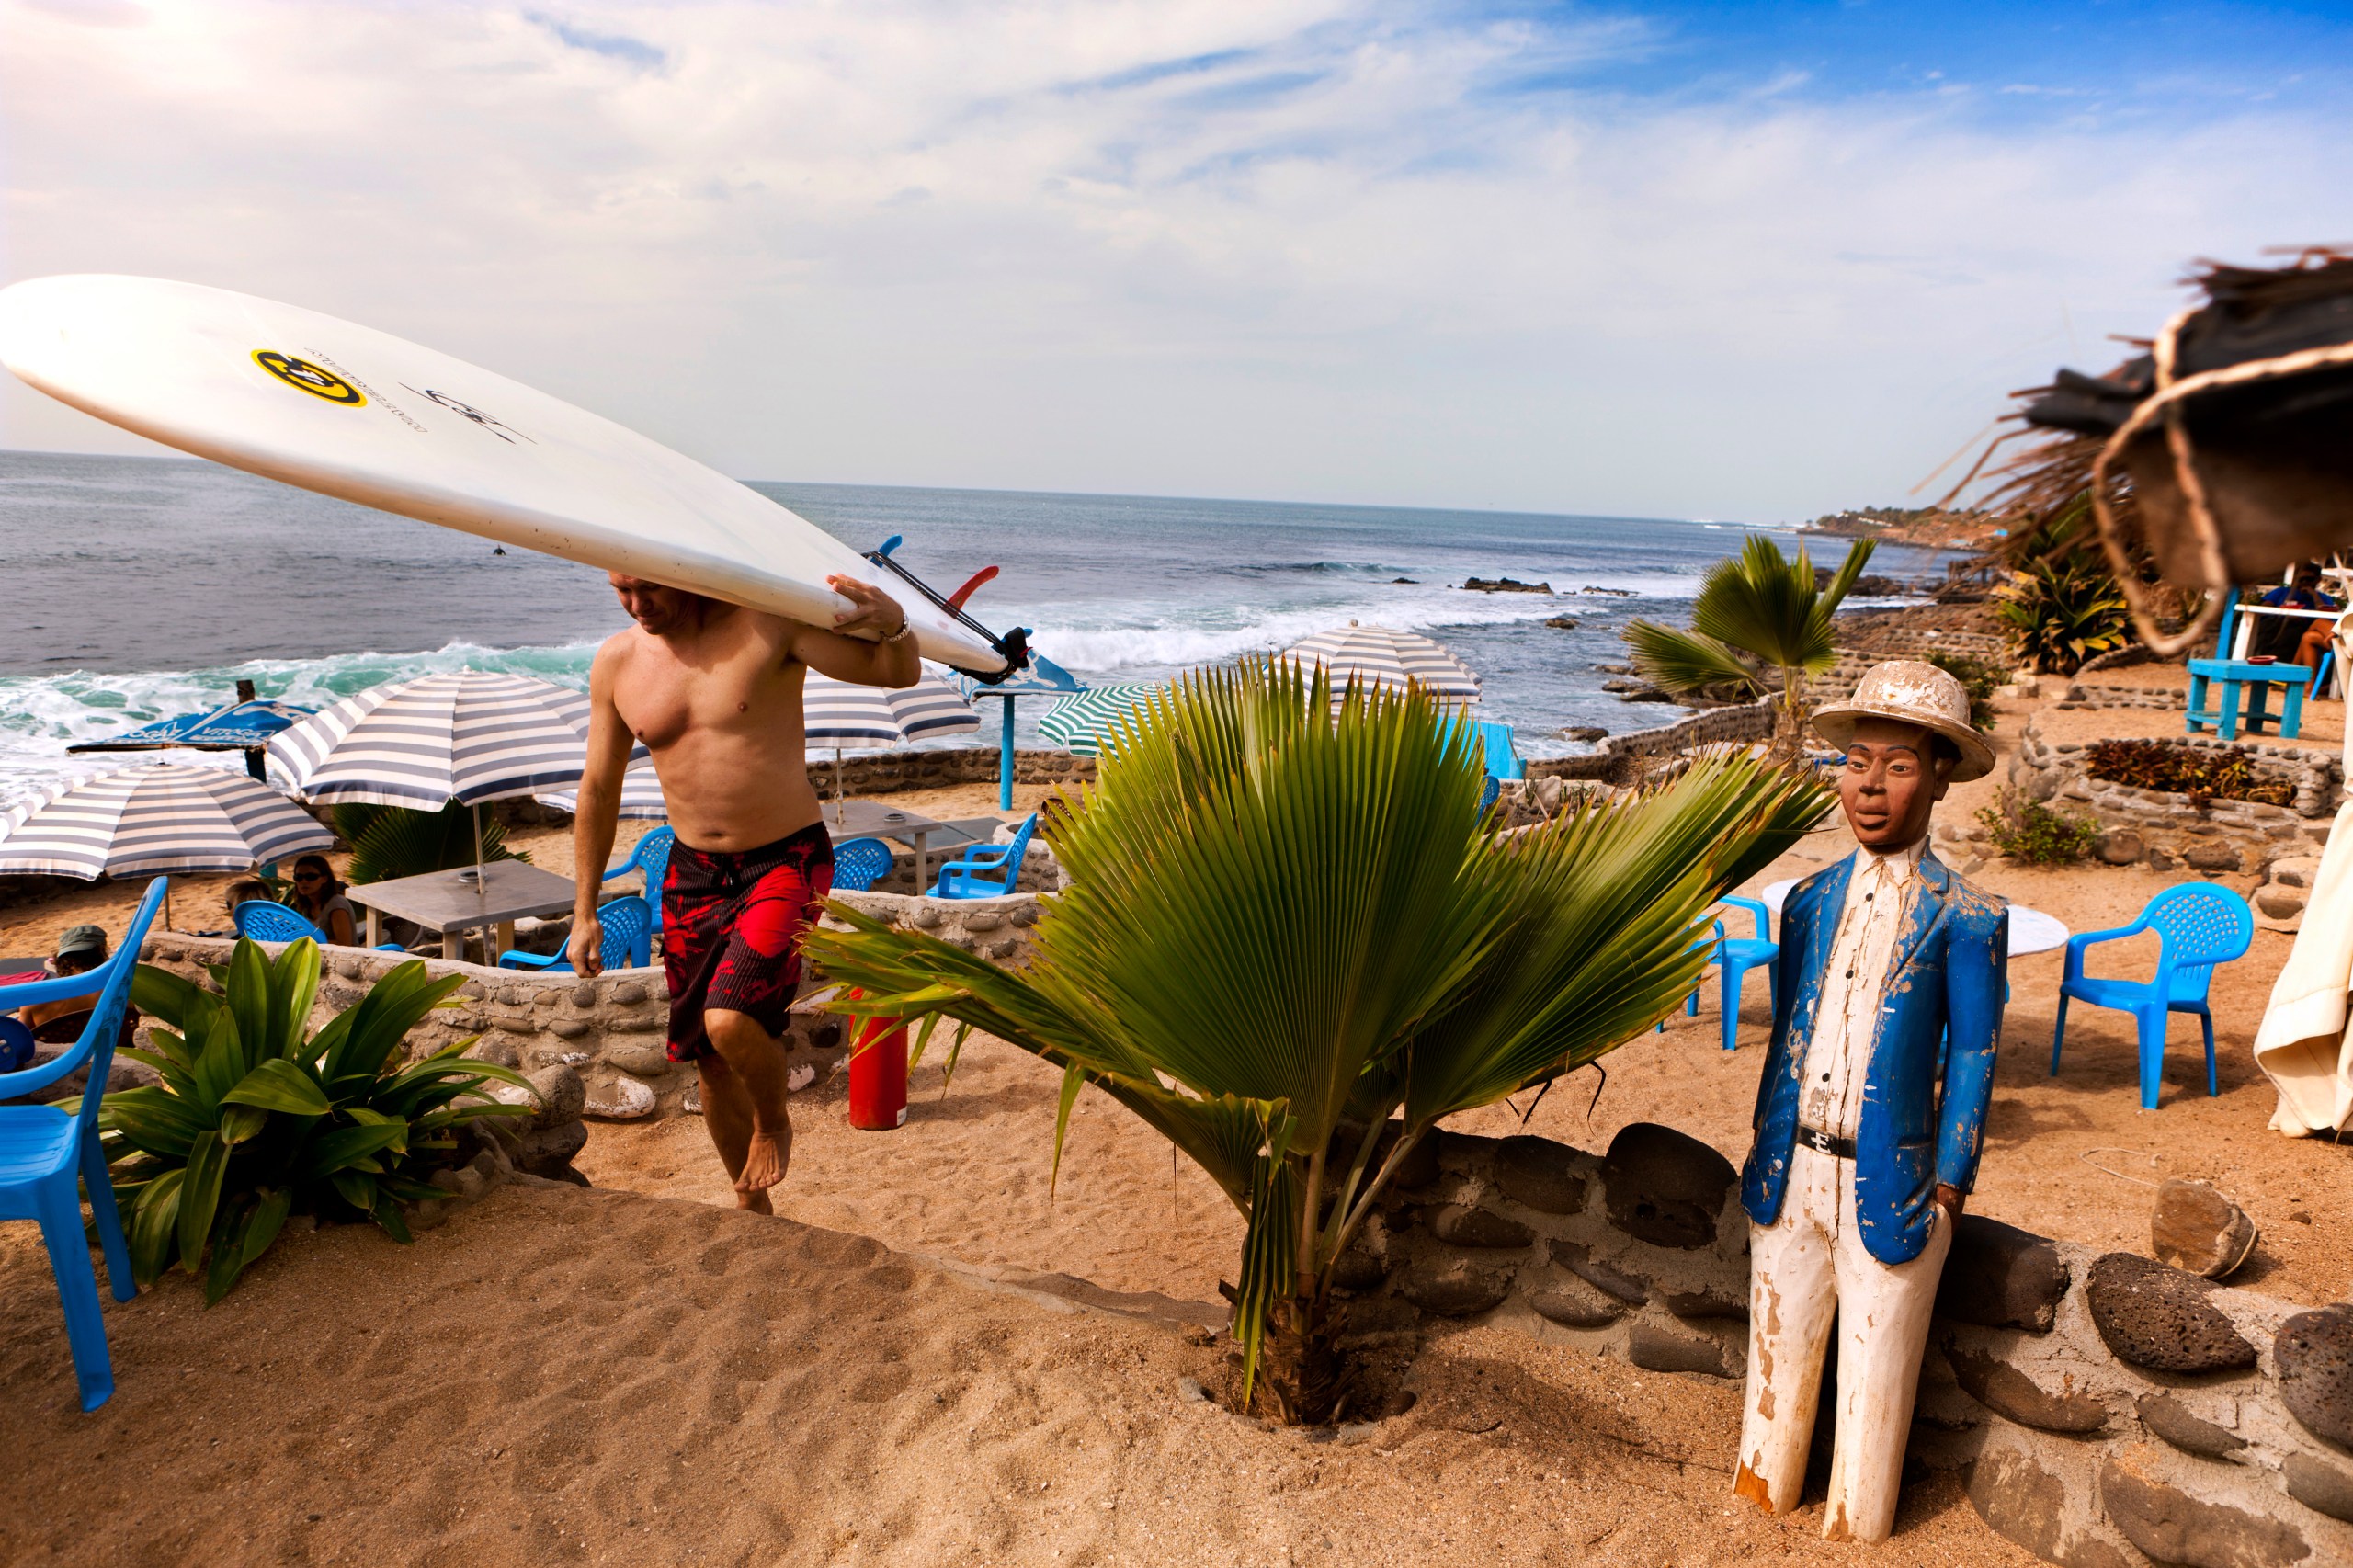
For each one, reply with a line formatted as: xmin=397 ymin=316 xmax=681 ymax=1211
xmin=1755 ymin=879 xmax=2069 ymax=957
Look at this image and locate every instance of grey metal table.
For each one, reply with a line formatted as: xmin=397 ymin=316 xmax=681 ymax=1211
xmin=826 ymin=801 xmax=986 ymax=890
xmin=345 ymin=860 xmax=580 ymax=963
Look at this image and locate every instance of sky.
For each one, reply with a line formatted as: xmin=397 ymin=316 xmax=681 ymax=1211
xmin=1 ymin=0 xmax=2347 ymax=523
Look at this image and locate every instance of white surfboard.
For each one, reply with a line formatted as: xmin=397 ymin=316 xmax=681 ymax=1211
xmin=0 ymin=274 xmax=1009 ymax=674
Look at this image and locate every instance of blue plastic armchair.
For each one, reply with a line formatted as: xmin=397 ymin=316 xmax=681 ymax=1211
xmin=2051 ymin=883 xmax=2251 ymax=1110
xmin=832 ymin=836 xmax=896 ymax=893
xmin=603 ymin=825 xmax=675 ymax=934
xmin=500 ymin=895 xmax=653 ymax=971
xmin=1477 ymin=774 xmax=1501 ymax=822
xmin=0 ymin=875 xmax=165 ymax=1411
xmin=931 ymin=814 xmax=1039 ymax=899
xmin=233 ymin=899 xmax=405 ymax=951
xmin=1689 ymin=896 xmax=1778 ymax=1053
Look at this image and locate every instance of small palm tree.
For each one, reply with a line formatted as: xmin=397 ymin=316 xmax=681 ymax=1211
xmin=1624 ymin=534 xmax=1876 ymax=750
xmin=805 ymin=661 xmax=1824 ymax=1422
xmin=1993 ymin=499 xmax=2131 ymax=675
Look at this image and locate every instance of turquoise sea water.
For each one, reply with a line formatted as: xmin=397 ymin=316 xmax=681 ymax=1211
xmin=0 ymin=449 xmax=1955 ymax=794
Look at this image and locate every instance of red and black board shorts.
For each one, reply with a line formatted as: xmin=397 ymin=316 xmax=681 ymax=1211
xmin=663 ymin=823 xmax=835 ymax=1062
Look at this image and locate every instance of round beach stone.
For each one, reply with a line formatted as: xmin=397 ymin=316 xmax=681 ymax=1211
xmin=2084 ymin=1253 xmax=2257 ymax=1373
xmin=1945 ymin=1340 xmax=2110 ymax=1434
xmin=1397 ymin=1259 xmax=1509 ymax=1317
xmin=516 ymin=1119 xmax=589 ymax=1178
xmin=2284 ymin=1454 xmax=2353 ymax=1526
xmin=2258 ymin=886 xmax=2311 ymax=920
xmin=2099 ymin=1450 xmax=2310 ymax=1568
xmin=604 ymin=1040 xmax=674 ymax=1077
xmin=1429 ymin=1205 xmax=1534 ymax=1250
xmin=584 ymin=1074 xmax=658 ymax=1120
xmin=1626 ymin=1322 xmax=1730 ymax=1377
xmin=1493 ymin=1135 xmax=1592 ymax=1215
xmin=1370 ymin=1122 xmax=1441 ymax=1193
xmin=522 ymin=1063 xmax=585 ymax=1129
xmin=2185 ymin=841 xmax=2245 ymax=872
xmin=2274 ymin=1304 xmax=2353 ymax=1450
xmin=1601 ymin=1122 xmax=1735 ymax=1250
xmin=1966 ymin=1443 xmax=2138 ymax=1568
xmin=2151 ymin=1177 xmax=2258 ymax=1279
xmin=1937 ymin=1214 xmax=2074 ymax=1334
xmin=1662 ymin=1289 xmax=1747 ymax=1322
xmin=2097 ymin=828 xmax=2147 ymax=866
xmin=1527 ymin=1273 xmax=1628 ymax=1329
xmin=1326 ymin=1244 xmax=1388 ymax=1292
xmin=2137 ymin=1393 xmax=2246 ymax=1462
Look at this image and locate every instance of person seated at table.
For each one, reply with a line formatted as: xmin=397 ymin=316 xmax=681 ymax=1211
xmin=13 ymin=925 xmax=138 ymax=1049
xmin=220 ymin=877 xmax=272 ymax=932
xmin=289 ymin=854 xmax=359 ymax=946
xmin=2250 ymin=569 xmax=2332 ymax=660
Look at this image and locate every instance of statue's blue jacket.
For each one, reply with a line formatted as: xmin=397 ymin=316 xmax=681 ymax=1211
xmin=1738 ymin=846 xmax=2008 ymax=1266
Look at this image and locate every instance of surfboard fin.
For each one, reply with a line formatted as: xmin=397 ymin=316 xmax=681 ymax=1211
xmin=944 ymin=566 xmax=998 ymax=613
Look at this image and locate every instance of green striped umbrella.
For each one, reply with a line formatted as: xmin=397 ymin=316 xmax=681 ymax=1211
xmin=1038 ymin=684 xmax=1166 ymax=757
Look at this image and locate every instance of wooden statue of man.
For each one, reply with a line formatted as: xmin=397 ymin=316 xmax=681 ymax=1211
xmin=1734 ymin=659 xmax=2007 ymax=1542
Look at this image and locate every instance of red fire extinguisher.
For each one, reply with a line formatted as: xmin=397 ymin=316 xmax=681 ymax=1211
xmin=845 ymin=991 xmax=909 ymax=1131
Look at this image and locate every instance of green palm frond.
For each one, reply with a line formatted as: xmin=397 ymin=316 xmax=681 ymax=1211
xmin=1623 ymin=622 xmax=1764 ymax=698
xmin=803 ymin=661 xmax=1825 ymax=1415
xmin=335 ymin=801 xmax=525 ymax=885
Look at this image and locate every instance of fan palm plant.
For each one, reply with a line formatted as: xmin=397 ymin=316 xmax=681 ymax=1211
xmin=1993 ymin=499 xmax=2131 ymax=675
xmin=805 ymin=661 xmax=1823 ymax=1422
xmin=1623 ymin=534 xmax=1876 ymax=750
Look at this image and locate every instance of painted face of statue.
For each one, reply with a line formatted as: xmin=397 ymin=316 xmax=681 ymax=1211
xmin=1836 ymin=716 xmax=1953 ymax=852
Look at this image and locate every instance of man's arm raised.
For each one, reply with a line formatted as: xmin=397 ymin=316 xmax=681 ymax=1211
xmin=790 ymin=574 xmax=922 ymax=689
xmin=571 ymin=639 xmax=638 ymax=978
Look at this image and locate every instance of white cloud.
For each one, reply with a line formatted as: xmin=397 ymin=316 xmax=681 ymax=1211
xmin=0 ymin=0 xmax=2341 ymax=520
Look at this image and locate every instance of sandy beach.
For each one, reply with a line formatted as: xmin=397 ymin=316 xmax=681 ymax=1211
xmin=3 ymin=674 xmax=2345 ymax=1564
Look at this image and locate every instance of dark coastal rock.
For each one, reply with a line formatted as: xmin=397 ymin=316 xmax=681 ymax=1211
xmin=2100 ymin=1450 xmax=2311 ymax=1568
xmin=1493 ymin=1136 xmax=1592 ymax=1215
xmin=1945 ymin=1340 xmax=2111 ymax=1434
xmin=1938 ymin=1214 xmax=2073 ymax=1334
xmin=1626 ymin=1322 xmax=1730 ymax=1377
xmin=2085 ymin=1253 xmax=2257 ymax=1373
xmin=1662 ymin=1289 xmax=1747 ymax=1322
xmin=1557 ymin=725 xmax=1608 ymax=743
xmin=2138 ymin=1393 xmax=2247 ymax=1461
xmin=2284 ymin=1454 xmax=2353 ymax=1525
xmin=2185 ymin=840 xmax=2246 ymax=873
xmin=2275 ymin=1304 xmax=2353 ymax=1450
xmin=1461 ymin=577 xmax=1552 ymax=594
xmin=2152 ymin=1178 xmax=2258 ymax=1279
xmin=1527 ymin=1274 xmax=1629 ymax=1329
xmin=1398 ymin=1260 xmax=1509 ymax=1317
xmin=1542 ymin=616 xmax=1580 ymax=631
xmin=1430 ymin=1206 xmax=1535 ymax=1250
xmin=1968 ymin=1445 xmax=2137 ymax=1568
xmin=1602 ymin=1123 xmax=1734 ymax=1250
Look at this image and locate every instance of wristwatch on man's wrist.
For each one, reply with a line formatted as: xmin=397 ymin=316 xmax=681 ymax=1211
xmin=881 ymin=619 xmax=914 ymax=643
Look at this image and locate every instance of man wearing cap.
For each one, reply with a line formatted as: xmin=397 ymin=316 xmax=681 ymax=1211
xmin=17 ymin=926 xmax=110 ymax=1033
xmin=1733 ymin=660 xmax=2007 ymax=1542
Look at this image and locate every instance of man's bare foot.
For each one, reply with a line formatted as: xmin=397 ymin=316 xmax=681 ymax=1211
xmin=735 ymin=1127 xmax=787 ymax=1198
xmin=737 ymin=1188 xmax=774 ymax=1215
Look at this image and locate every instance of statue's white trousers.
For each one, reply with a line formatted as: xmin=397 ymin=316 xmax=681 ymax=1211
xmin=1734 ymin=1143 xmax=1951 ymax=1543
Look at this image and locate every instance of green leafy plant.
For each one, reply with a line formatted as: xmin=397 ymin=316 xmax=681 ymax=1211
xmin=333 ymin=801 xmax=526 ymax=885
xmin=1975 ymin=788 xmax=2102 ymax=865
xmin=1925 ymin=653 xmax=2005 ymax=733
xmin=1624 ymin=534 xmax=1876 ymax=752
xmin=102 ymin=939 xmax=529 ymax=1302
xmin=1993 ymin=501 xmax=2131 ymax=675
xmin=2086 ymin=740 xmax=2291 ymax=808
xmin=804 ymin=660 xmax=1824 ymax=1423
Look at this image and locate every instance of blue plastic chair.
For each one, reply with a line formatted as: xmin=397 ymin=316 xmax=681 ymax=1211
xmin=832 ymin=836 xmax=896 ymax=894
xmin=603 ymin=826 xmax=675 ymax=934
xmin=1477 ymin=774 xmax=1501 ymax=822
xmin=931 ymin=815 xmax=1039 ymax=899
xmin=499 ymin=895 xmax=653 ymax=971
xmin=1686 ymin=896 xmax=1778 ymax=1052
xmin=0 ymin=876 xmax=165 ymax=1411
xmin=233 ymin=899 xmax=405 ymax=951
xmin=2051 ymin=883 xmax=2252 ymax=1110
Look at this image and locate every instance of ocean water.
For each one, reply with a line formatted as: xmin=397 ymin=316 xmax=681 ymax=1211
xmin=0 ymin=449 xmax=1956 ymax=796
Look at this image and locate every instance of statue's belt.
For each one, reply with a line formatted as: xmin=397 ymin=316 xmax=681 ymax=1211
xmin=1796 ymin=1124 xmax=1858 ymax=1160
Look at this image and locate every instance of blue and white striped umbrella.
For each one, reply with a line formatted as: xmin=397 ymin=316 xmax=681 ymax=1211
xmin=1037 ymin=684 xmax=1166 ymax=757
xmin=802 ymin=671 xmax=980 ymax=748
xmin=267 ymin=669 xmax=635 ymax=808
xmin=1281 ymin=621 xmax=1482 ymax=703
xmin=537 ymin=762 xmax=668 ymax=821
xmin=0 ymin=760 xmax=332 ymax=880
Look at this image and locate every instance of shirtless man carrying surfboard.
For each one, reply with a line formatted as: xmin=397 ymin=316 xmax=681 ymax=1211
xmin=571 ymin=572 xmax=918 ymax=1210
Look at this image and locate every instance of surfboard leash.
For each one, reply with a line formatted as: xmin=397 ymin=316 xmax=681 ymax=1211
xmin=864 ymin=536 xmax=1031 ymax=683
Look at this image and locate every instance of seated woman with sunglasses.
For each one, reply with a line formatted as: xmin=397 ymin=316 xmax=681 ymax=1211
xmin=289 ymin=854 xmax=359 ymax=948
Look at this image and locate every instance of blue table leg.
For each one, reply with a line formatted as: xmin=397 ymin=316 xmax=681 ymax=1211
xmin=2281 ymin=676 xmax=2305 ymax=741
xmin=2186 ymin=672 xmax=2211 ymax=734
xmin=998 ymin=699 xmax=1017 ymax=812
xmin=2245 ymin=679 xmax=2272 ymax=736
xmin=2218 ymin=679 xmax=2244 ymax=742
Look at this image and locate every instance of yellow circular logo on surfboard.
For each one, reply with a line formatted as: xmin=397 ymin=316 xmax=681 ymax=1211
xmin=252 ymin=350 xmax=365 ymax=406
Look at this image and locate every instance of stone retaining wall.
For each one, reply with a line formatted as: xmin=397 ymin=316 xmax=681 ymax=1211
xmin=1340 ymin=1123 xmax=2353 ymax=1567
xmin=2008 ymin=719 xmax=2342 ymax=890
xmin=2058 ymin=683 xmax=2191 ymax=712
xmin=806 ymin=745 xmax=1097 ymax=798
xmin=1529 ymin=699 xmax=1779 ymax=785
